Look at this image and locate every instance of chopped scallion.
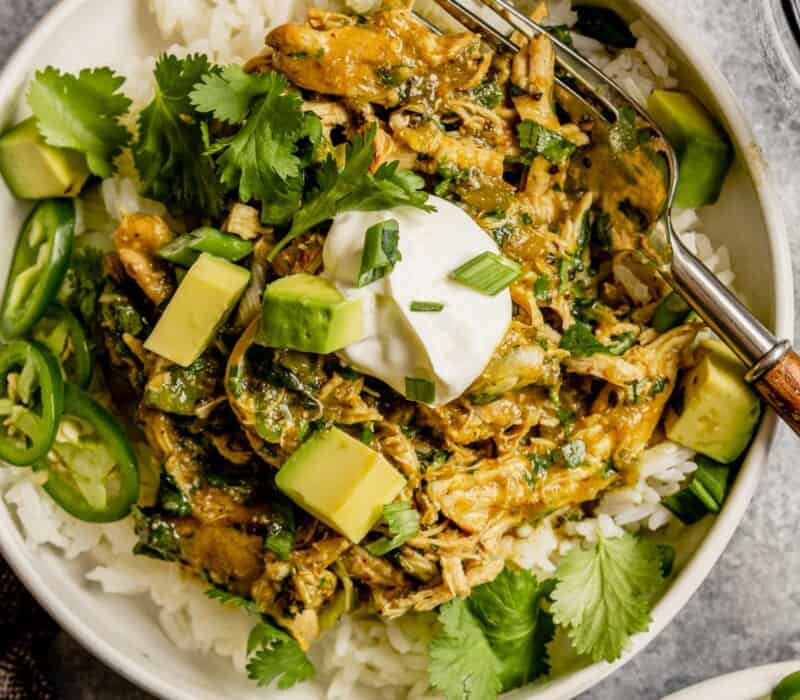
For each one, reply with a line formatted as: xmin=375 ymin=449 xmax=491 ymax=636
xmin=405 ymin=377 xmax=436 ymax=404
xmin=410 ymin=301 xmax=445 ymax=313
xmin=450 ymin=252 xmax=521 ymax=296
xmin=357 ymin=219 xmax=401 ymax=287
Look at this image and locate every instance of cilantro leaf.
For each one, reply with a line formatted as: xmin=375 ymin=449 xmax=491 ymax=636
xmin=430 ymin=599 xmax=502 ymax=700
xmin=429 ymin=568 xmax=554 ymax=699
xmin=269 ymin=124 xmax=434 ymax=261
xmin=27 ymin=67 xmax=132 ymax=178
xmin=190 ymin=65 xmax=275 ymax=125
xmin=246 ymin=621 xmax=315 ymax=689
xmin=560 ymin=321 xmax=638 ymax=357
xmin=134 ymin=54 xmax=224 ymax=217
xmin=466 ymin=568 xmax=555 ymax=691
xmin=206 ymin=587 xmax=261 ymax=614
xmin=194 ymin=69 xmax=313 ymax=216
xmin=551 ymin=532 xmax=664 ymax=663
xmin=366 ymin=501 xmax=419 ymax=556
xmin=57 ymin=247 xmax=104 ymax=324
xmin=559 ymin=321 xmax=609 ymax=357
xmin=517 ymin=121 xmax=577 ymax=164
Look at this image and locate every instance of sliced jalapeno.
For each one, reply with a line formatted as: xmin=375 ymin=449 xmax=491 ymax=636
xmin=34 ymin=384 xmax=139 ymax=522
xmin=0 ymin=340 xmax=63 ymax=465
xmin=1 ymin=199 xmax=75 ymax=338
xmin=32 ymin=304 xmax=93 ymax=389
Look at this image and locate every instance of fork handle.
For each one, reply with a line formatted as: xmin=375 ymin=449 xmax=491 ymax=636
xmin=668 ymin=231 xmax=800 ymax=438
xmin=752 ymin=349 xmax=800 ymax=436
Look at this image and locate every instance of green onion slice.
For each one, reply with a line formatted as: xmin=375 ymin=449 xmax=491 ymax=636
xmin=410 ymin=301 xmax=445 ymax=312
xmin=357 ymin=219 xmax=401 ymax=288
xmin=405 ymin=377 xmax=436 ymax=404
xmin=451 ymin=252 xmax=522 ymax=296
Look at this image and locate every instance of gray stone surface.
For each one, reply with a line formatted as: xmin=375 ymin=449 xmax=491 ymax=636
xmin=0 ymin=0 xmax=799 ymax=698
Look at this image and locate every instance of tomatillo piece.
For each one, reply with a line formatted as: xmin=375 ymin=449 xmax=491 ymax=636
xmin=34 ymin=384 xmax=139 ymax=522
xmin=0 ymin=340 xmax=64 ymax=465
xmin=773 ymin=671 xmax=800 ymax=700
xmin=32 ymin=304 xmax=93 ymax=388
xmin=0 ymin=199 xmax=75 ymax=338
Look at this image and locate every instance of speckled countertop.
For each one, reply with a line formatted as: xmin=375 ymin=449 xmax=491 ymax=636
xmin=1 ymin=1 xmax=799 ymax=699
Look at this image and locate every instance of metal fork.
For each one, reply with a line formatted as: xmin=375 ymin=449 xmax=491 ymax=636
xmin=419 ymin=0 xmax=800 ymax=437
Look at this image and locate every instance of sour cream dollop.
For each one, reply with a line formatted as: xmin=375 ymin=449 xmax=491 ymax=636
xmin=322 ymin=196 xmax=512 ymax=406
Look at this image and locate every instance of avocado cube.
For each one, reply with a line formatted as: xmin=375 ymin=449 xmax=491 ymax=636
xmin=0 ymin=117 xmax=90 ymax=199
xmin=259 ymin=273 xmax=364 ymax=354
xmin=666 ymin=339 xmax=761 ymax=463
xmin=276 ymin=427 xmax=406 ymax=543
xmin=145 ymin=253 xmax=250 ymax=367
xmin=648 ymin=90 xmax=733 ymax=209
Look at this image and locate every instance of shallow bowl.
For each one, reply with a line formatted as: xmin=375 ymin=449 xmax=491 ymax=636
xmin=0 ymin=1 xmax=793 ymax=699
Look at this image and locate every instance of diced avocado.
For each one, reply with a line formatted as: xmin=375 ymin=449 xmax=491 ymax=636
xmin=647 ymin=90 xmax=733 ymax=209
xmin=0 ymin=117 xmax=90 ymax=199
xmin=665 ymin=339 xmax=761 ymax=463
xmin=276 ymin=426 xmax=406 ymax=543
xmin=145 ymin=253 xmax=250 ymax=367
xmin=258 ymin=273 xmax=364 ymax=354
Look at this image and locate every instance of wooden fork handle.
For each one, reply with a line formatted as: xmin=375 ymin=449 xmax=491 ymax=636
xmin=752 ymin=349 xmax=800 ymax=437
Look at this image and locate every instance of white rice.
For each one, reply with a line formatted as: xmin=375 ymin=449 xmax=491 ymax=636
xmin=0 ymin=1 xmax=739 ymax=697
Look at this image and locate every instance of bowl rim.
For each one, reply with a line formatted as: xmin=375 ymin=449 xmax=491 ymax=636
xmin=0 ymin=2 xmax=793 ymax=700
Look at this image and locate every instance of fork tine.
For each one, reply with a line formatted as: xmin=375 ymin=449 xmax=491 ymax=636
xmin=480 ymin=0 xmax=624 ymax=119
xmin=412 ymin=11 xmax=442 ymax=34
xmin=431 ymin=0 xmax=519 ymax=53
xmin=428 ymin=0 xmax=613 ymax=122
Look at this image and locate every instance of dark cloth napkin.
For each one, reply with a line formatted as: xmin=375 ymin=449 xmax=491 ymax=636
xmin=0 ymin=556 xmax=58 ymax=700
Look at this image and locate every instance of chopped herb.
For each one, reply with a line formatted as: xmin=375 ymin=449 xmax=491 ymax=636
xmin=410 ymin=301 xmax=445 ymax=312
xmin=358 ymin=425 xmax=376 ymax=448
xmin=451 ymin=252 xmax=522 ymax=296
xmin=607 ymin=332 xmax=638 ymax=356
xmin=473 ymin=79 xmax=504 ymax=109
xmin=357 ymin=219 xmax=401 ymax=287
xmin=491 ymin=224 xmax=515 ymax=247
xmin=560 ymin=321 xmax=608 ymax=357
xmin=265 ymin=496 xmax=296 ymax=560
xmin=405 ymin=377 xmax=436 ymax=404
xmin=590 ymin=210 xmax=613 ymax=249
xmin=650 ymin=377 xmax=668 ymax=396
xmin=609 ymin=106 xmax=639 ymax=154
xmin=558 ymin=407 xmax=577 ymax=433
xmin=534 ymin=275 xmax=552 ymax=302
xmin=517 ymin=121 xmax=577 ymax=163
xmin=366 ymin=502 xmax=420 ymax=555
xmin=547 ymin=25 xmax=574 ymax=46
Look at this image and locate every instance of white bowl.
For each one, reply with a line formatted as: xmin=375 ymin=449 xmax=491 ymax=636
xmin=662 ymin=660 xmax=800 ymax=700
xmin=0 ymin=2 xmax=793 ymax=699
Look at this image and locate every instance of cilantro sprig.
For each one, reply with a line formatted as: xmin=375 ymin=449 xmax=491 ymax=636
xmin=27 ymin=67 xmax=132 ymax=178
xmin=246 ymin=621 xmax=315 ymax=689
xmin=134 ymin=54 xmax=224 ymax=217
xmin=192 ymin=67 xmax=321 ymax=224
xmin=551 ymin=532 xmax=665 ymax=663
xmin=268 ymin=124 xmax=434 ymax=262
xmin=429 ymin=567 xmax=554 ymax=700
